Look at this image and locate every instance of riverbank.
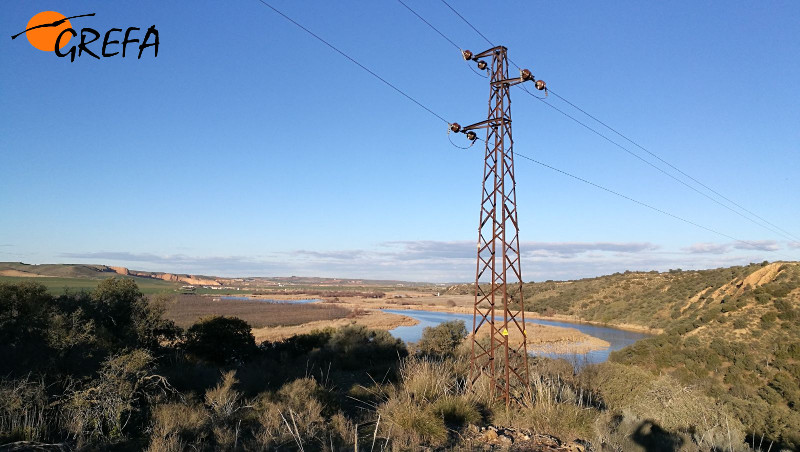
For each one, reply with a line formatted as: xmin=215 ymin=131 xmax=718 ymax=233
xmin=472 ymin=321 xmax=611 ymax=354
xmin=251 ymin=309 xmax=418 ymax=342
xmin=232 ymin=293 xmax=619 ymax=355
xmin=303 ymin=292 xmax=661 ymax=334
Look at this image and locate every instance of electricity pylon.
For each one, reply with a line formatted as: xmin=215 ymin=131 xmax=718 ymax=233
xmin=450 ymin=46 xmax=546 ymax=406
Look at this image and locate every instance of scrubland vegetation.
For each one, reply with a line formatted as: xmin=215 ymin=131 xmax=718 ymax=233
xmin=530 ymin=261 xmax=800 ymax=449
xmin=447 ymin=262 xmax=800 ymax=449
xmin=2 ymin=266 xmax=799 ymax=450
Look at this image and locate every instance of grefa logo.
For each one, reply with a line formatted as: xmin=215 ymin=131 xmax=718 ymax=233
xmin=11 ymin=11 xmax=159 ymax=62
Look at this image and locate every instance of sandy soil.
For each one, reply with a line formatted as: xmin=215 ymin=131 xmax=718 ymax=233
xmin=472 ymin=322 xmax=610 ymax=354
xmin=251 ymin=309 xmax=418 ymax=343
xmin=0 ymin=270 xmax=54 ymax=277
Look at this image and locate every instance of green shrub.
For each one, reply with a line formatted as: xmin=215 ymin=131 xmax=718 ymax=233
xmin=417 ymin=320 xmax=467 ymax=358
xmin=733 ymin=318 xmax=747 ymax=329
xmin=768 ymin=372 xmax=800 ymax=408
xmin=761 ymin=311 xmax=778 ymax=327
xmin=92 ymin=278 xmax=178 ymax=349
xmin=185 ymin=316 xmax=256 ymax=365
xmin=325 ymin=324 xmax=406 ymax=369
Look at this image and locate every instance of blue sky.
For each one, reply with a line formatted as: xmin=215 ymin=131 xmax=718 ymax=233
xmin=1 ymin=1 xmax=798 ymax=282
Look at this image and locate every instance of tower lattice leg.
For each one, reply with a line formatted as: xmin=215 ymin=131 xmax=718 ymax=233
xmin=469 ymin=46 xmax=530 ymax=407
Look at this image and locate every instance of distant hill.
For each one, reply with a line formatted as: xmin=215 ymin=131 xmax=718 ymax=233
xmin=0 ymin=262 xmax=219 ymax=287
xmin=0 ymin=262 xmax=428 ymax=290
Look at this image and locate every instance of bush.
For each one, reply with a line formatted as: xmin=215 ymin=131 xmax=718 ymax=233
xmin=64 ymin=349 xmax=165 ymax=445
xmin=92 ymin=278 xmax=176 ymax=348
xmin=204 ymin=371 xmax=242 ymax=421
xmin=185 ymin=316 xmax=257 ymax=365
xmin=417 ymin=320 xmax=467 ymax=358
xmin=147 ymin=401 xmax=209 ymax=452
xmin=251 ymin=378 xmax=328 ymax=450
xmin=768 ymin=371 xmax=800 ymax=408
xmin=0 ymin=376 xmax=50 ymax=443
xmin=0 ymin=282 xmax=51 ymax=346
xmin=431 ymin=396 xmax=481 ymax=428
xmin=760 ymin=311 xmax=778 ymax=327
xmin=0 ymin=283 xmax=55 ymax=374
xmin=378 ymin=397 xmax=448 ymax=448
xmin=325 ymin=324 xmax=406 ymax=369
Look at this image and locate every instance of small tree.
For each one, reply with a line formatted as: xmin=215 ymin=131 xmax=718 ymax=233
xmin=418 ymin=320 xmax=467 ymax=358
xmin=0 ymin=282 xmax=54 ymax=373
xmin=185 ymin=316 xmax=256 ymax=365
xmin=91 ymin=278 xmax=178 ymax=349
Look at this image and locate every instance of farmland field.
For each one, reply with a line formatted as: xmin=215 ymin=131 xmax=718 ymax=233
xmin=162 ymin=294 xmax=352 ymax=328
xmin=0 ymin=275 xmax=180 ymax=294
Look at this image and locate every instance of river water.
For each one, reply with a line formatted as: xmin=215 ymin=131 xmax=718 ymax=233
xmin=382 ymin=309 xmax=651 ymax=366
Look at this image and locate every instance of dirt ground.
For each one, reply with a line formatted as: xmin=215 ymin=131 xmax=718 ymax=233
xmin=251 ymin=309 xmax=418 ymax=342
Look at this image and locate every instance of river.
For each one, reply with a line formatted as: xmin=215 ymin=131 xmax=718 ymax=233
xmin=382 ymin=309 xmax=651 ymax=366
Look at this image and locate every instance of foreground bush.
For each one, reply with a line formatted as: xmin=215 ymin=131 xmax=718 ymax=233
xmin=417 ymin=320 xmax=467 ymax=358
xmin=582 ymin=362 xmax=747 ymax=450
xmin=375 ymin=356 xmax=481 ymax=450
xmin=185 ymin=316 xmax=257 ymax=365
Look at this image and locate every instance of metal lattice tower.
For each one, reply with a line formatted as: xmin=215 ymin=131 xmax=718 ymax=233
xmin=450 ymin=46 xmax=546 ymax=406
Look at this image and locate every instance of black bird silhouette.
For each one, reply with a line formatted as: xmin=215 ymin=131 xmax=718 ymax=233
xmin=11 ymin=13 xmax=95 ymax=40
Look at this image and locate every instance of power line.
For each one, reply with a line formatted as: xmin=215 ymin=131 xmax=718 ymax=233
xmin=396 ymin=0 xmax=488 ymax=79
xmin=515 ymin=152 xmax=794 ymax=259
xmin=438 ymin=0 xmax=492 ymax=49
xmin=438 ymin=0 xmax=523 ymax=72
xmin=430 ymin=0 xmax=800 ymax=244
xmin=546 ymin=88 xmax=800 ymax=243
xmin=253 ymin=0 xmax=794 ymax=259
xmin=397 ymin=0 xmax=461 ymax=51
xmin=518 ymin=88 xmax=800 ymax=243
xmin=252 ymin=0 xmax=450 ymax=125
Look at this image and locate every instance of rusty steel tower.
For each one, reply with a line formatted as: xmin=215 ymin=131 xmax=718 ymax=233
xmin=450 ymin=46 xmax=546 ymax=406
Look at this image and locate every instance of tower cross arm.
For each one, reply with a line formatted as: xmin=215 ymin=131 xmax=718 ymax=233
xmin=461 ymin=117 xmax=512 ymax=131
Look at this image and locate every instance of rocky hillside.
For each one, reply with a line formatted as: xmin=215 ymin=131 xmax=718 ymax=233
xmin=0 ymin=262 xmax=221 ymax=286
xmin=0 ymin=262 xmax=424 ymax=290
xmin=445 ymin=262 xmax=797 ymax=329
xmin=447 ymin=262 xmax=800 ymax=447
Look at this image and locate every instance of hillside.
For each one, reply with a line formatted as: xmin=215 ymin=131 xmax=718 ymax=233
xmin=444 ymin=262 xmax=796 ymax=329
xmin=0 ymin=262 xmax=428 ymax=293
xmin=446 ymin=262 xmax=800 ymax=447
xmin=605 ymin=263 xmax=800 ymax=448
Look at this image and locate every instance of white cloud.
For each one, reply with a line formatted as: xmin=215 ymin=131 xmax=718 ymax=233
xmin=732 ymin=240 xmax=780 ymax=251
xmin=683 ymin=242 xmax=730 ymax=254
xmin=56 ymin=237 xmax=794 ymax=283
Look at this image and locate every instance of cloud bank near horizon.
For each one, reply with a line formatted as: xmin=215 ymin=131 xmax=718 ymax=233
xmin=55 ymin=238 xmax=799 ymax=283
